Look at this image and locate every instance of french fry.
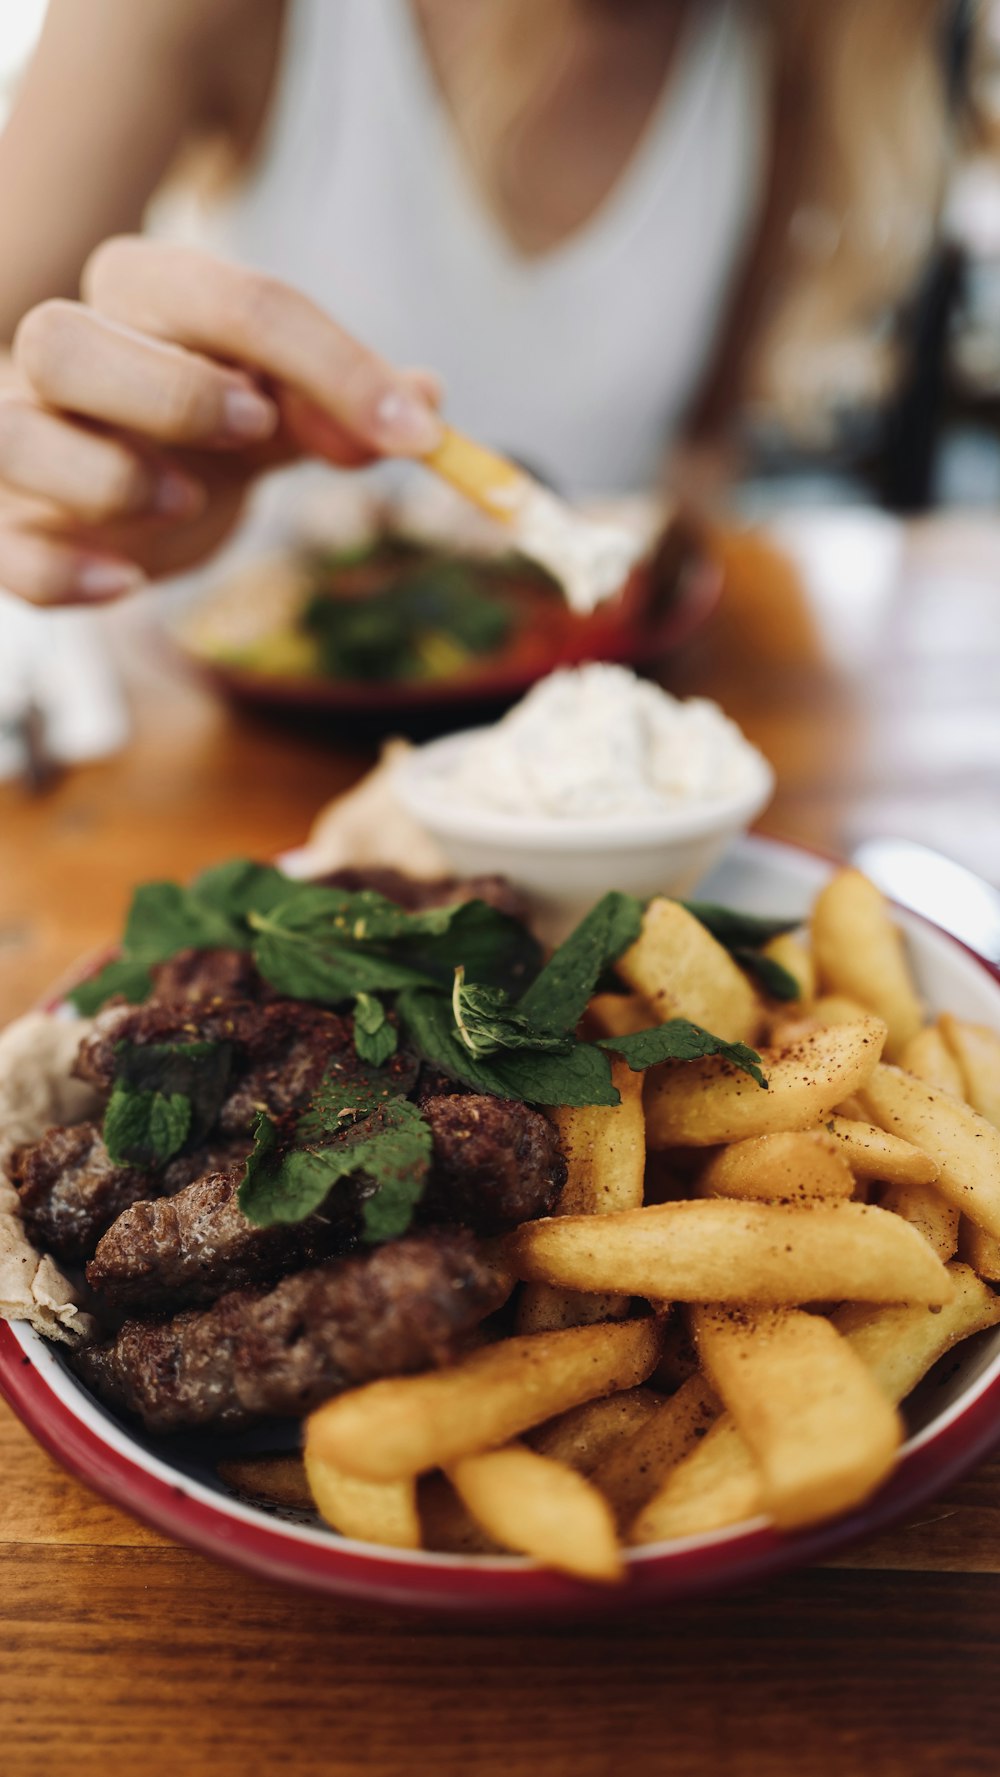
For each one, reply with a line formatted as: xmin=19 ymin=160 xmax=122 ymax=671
xmin=615 ymin=898 xmax=759 ymax=1043
xmin=423 ymin=424 xmax=526 ymax=520
xmin=517 ymin=1059 xmax=644 ymax=1333
xmin=761 ymin=932 xmax=815 ymax=1006
xmin=586 ymin=992 xmax=653 ymax=1041
xmin=303 ymin=1444 xmax=421 ymax=1548
xmin=811 ymin=869 xmax=923 ymax=1059
xmin=307 ymin=1318 xmax=662 ymax=1482
xmin=590 ymin=1371 xmax=720 ymax=1531
xmin=813 ymin=993 xmax=876 ymax=1025
xmin=629 ymin=1416 xmax=763 ymax=1544
xmin=900 ymin=1024 xmax=966 ymax=1096
xmin=826 ymin=1116 xmax=939 ymax=1186
xmin=216 ymin=1453 xmax=312 ymax=1512
xmin=939 ymin=1015 xmax=1000 ymax=1128
xmin=860 ymin=1064 xmax=1000 ymax=1241
xmin=527 ymin=1387 xmax=661 ymax=1474
xmin=418 ymin=1475 xmax=502 ymax=1555
xmin=958 ymin=1218 xmax=1000 ymax=1282
xmin=878 ymin=1180 xmax=959 ymax=1262
xmin=506 ymin=1199 xmax=953 ymax=1306
xmin=690 ymin=1304 xmax=902 ymax=1530
xmin=833 ymin=1262 xmax=1000 ymax=1399
xmin=698 ymin=1129 xmax=855 ymax=1202
xmin=447 ymin=1443 xmax=624 ymax=1582
xmin=644 ymin=1017 xmax=887 ymax=1148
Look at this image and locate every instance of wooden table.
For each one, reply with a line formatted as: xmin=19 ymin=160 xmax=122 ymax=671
xmin=2 ymin=513 xmax=999 ymax=1777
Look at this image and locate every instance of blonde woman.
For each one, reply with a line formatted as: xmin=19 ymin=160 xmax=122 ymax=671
xmin=0 ymin=0 xmax=957 ymax=606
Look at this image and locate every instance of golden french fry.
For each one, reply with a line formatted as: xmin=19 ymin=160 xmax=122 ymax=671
xmin=216 ymin=1453 xmax=312 ymax=1512
xmin=307 ymin=1319 xmax=661 ymax=1483
xmin=813 ymin=994 xmax=875 ymax=1025
xmin=878 ymin=1179 xmax=959 ymax=1262
xmin=698 ymin=1129 xmax=855 ymax=1202
xmin=833 ymin=1262 xmax=1000 ymax=1398
xmin=939 ymin=1015 xmax=1000 ymax=1128
xmin=629 ymin=1416 xmax=763 ymax=1544
xmin=811 ymin=870 xmax=923 ymax=1060
xmin=303 ymin=1444 xmax=421 ymax=1549
xmin=957 ymin=1219 xmax=1000 ymax=1283
xmin=506 ymin=1199 xmax=953 ymax=1306
xmin=586 ymin=992 xmax=654 ymax=1041
xmin=423 ymin=424 xmax=525 ymax=520
xmin=527 ymin=1387 xmax=661 ymax=1475
xmin=418 ymin=1475 xmax=502 ymax=1555
xmin=900 ymin=1024 xmax=966 ymax=1097
xmin=517 ymin=1059 xmax=644 ymax=1333
xmin=860 ymin=1064 xmax=1000 ymax=1241
xmin=447 ymin=1443 xmax=624 ymax=1582
xmin=644 ymin=1017 xmax=886 ymax=1148
xmin=826 ymin=1116 xmax=939 ymax=1186
xmin=615 ymin=898 xmax=759 ymax=1043
xmin=690 ymin=1304 xmax=902 ymax=1530
xmin=762 ymin=932 xmax=815 ymax=1005
xmin=590 ymin=1372 xmax=720 ymax=1531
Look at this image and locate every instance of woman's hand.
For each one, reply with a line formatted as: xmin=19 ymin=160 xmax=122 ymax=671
xmin=0 ymin=238 xmax=444 ymax=605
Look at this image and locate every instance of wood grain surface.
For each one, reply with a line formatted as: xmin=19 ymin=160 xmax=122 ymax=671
xmin=2 ymin=516 xmax=999 ymax=1777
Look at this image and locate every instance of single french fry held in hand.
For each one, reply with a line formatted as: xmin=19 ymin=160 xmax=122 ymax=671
xmin=939 ymin=1015 xmax=1000 ymax=1128
xmin=826 ymin=1116 xmax=939 ymax=1186
xmin=698 ymin=1129 xmax=855 ymax=1202
xmin=303 ymin=1443 xmax=421 ymax=1549
xmin=307 ymin=1318 xmax=661 ymax=1483
xmin=615 ymin=898 xmax=759 ymax=1043
xmin=811 ymin=870 xmax=923 ymax=1059
xmin=527 ymin=1386 xmax=661 ymax=1474
xmin=629 ymin=1414 xmax=764 ymax=1544
xmin=216 ymin=1453 xmax=313 ymax=1512
xmin=832 ymin=1262 xmax=1000 ymax=1400
xmin=860 ymin=1064 xmax=1000 ymax=1241
xmin=446 ymin=1443 xmax=624 ymax=1582
xmin=517 ymin=1060 xmax=644 ymax=1333
xmin=761 ymin=932 xmax=815 ymax=1005
xmin=900 ymin=1024 xmax=966 ymax=1096
xmin=591 ymin=1371 xmax=720 ymax=1531
xmin=506 ymin=1199 xmax=953 ymax=1306
xmin=691 ymin=1304 xmax=902 ymax=1530
xmin=877 ymin=1179 xmax=959 ymax=1262
xmin=644 ymin=1016 xmax=886 ymax=1148
xmin=958 ymin=1217 xmax=1000 ymax=1282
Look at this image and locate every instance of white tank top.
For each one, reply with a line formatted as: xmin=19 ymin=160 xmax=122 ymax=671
xmin=156 ymin=0 xmax=766 ymax=498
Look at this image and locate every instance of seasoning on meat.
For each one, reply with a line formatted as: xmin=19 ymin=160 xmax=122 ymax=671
xmin=10 ymin=1123 xmax=158 ymax=1264
xmin=419 ymin=1094 xmax=567 ymax=1233
xmin=86 ymin=1160 xmax=355 ymax=1313
xmin=149 ymin=947 xmax=267 ymax=1005
xmin=216 ymin=1002 xmax=418 ymax=1133
xmin=73 ymin=1230 xmax=505 ymax=1433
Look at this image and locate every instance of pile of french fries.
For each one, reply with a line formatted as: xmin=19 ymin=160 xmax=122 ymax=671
xmin=231 ymin=871 xmax=1000 ymax=1582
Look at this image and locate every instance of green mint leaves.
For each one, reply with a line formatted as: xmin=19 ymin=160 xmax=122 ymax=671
xmin=598 ymin=1019 xmax=769 ymax=1088
xmin=518 ymin=892 xmax=645 ymax=1032
xmin=353 ymin=993 xmax=399 ymax=1067
xmin=102 ymin=1039 xmax=233 ymax=1167
xmin=681 ymin=899 xmax=802 ymax=1002
xmin=239 ymin=1070 xmax=432 ymax=1241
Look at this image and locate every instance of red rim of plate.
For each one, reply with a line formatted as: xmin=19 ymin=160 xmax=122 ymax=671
xmin=169 ymin=556 xmax=722 ymax=715
xmin=2 ymin=835 xmax=1000 ymax=1615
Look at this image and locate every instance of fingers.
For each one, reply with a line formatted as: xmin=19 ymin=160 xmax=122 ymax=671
xmin=0 ymin=398 xmax=204 ymax=524
xmin=0 ymin=519 xmax=144 ymax=607
xmin=83 ymin=238 xmax=444 ymax=458
xmin=14 ymin=299 xmax=280 ymax=449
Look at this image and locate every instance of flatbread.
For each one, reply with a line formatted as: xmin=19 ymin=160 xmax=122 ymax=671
xmin=0 ymin=1011 xmax=100 ymax=1344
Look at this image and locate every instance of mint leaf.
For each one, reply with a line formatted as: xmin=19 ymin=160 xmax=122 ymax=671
xmin=239 ymin=1097 xmax=431 ymax=1237
xmin=731 ymin=948 xmax=801 ymax=1003
xmin=250 ymin=904 xmax=436 ymax=1001
xmin=680 ymin=902 xmax=802 ymax=949
xmin=451 ymin=968 xmax=571 ymax=1060
xmin=123 ymin=880 xmax=244 ymax=959
xmin=398 ymin=987 xmax=620 ymax=1107
xmin=189 ymin=859 xmax=294 ymax=923
xmin=104 ymin=1082 xmax=191 ymax=1166
xmin=110 ymin=1038 xmax=233 ymax=1151
xmin=353 ymin=993 xmax=398 ymax=1067
xmin=69 ymin=957 xmax=155 ymax=1016
xmin=519 ymin=891 xmax=645 ymax=1033
xmin=599 ymin=1018 xmax=768 ymax=1088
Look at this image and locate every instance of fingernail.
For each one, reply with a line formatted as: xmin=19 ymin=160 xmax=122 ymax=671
xmin=222 ymin=385 xmax=278 ymax=441
xmin=76 ymin=560 xmax=146 ymax=600
xmin=152 ymin=469 xmax=204 ymax=517
xmin=373 ymin=389 xmax=444 ymax=454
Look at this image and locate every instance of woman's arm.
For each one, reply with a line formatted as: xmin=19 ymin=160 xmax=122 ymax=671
xmin=0 ymin=0 xmax=268 ymax=341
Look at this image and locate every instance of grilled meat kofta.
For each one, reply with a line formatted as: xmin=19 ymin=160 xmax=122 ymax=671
xmin=74 ymin=1230 xmax=505 ymax=1434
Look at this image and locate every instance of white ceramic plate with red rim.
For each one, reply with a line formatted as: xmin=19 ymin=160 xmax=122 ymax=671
xmin=2 ymin=833 xmax=999 ymax=1616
